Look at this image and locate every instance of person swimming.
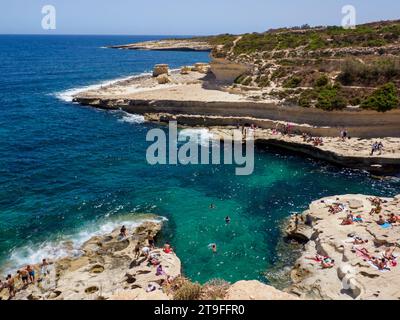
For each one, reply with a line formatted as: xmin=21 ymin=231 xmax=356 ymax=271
xmin=225 ymin=216 xmax=231 ymax=224
xmin=208 ymin=243 xmax=217 ymax=253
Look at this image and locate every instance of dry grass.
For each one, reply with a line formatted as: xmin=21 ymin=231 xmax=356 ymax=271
xmin=200 ymin=279 xmax=230 ymax=300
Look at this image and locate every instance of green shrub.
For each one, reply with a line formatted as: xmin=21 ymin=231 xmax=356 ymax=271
xmin=234 ymin=75 xmax=252 ymax=86
xmin=234 ymin=75 xmax=247 ymax=84
xmin=298 ymin=96 xmax=312 ymax=108
xmin=316 ymin=86 xmax=348 ymax=110
xmin=314 ymin=75 xmax=330 ymax=87
xmin=256 ymin=75 xmax=271 ymax=88
xmin=361 ymin=82 xmax=399 ymax=112
xmin=338 ymin=58 xmax=400 ymax=85
xmin=298 ymin=89 xmax=318 ymax=108
xmin=349 ymin=97 xmax=362 ymax=106
xmin=241 ymin=76 xmax=252 ymax=86
xmin=283 ymin=76 xmax=302 ymax=88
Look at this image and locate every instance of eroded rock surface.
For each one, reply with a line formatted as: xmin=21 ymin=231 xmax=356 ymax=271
xmin=0 ymin=218 xmax=181 ymax=300
xmin=286 ymin=194 xmax=400 ymax=300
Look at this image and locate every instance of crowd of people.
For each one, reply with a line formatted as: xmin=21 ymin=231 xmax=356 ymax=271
xmin=334 ymin=197 xmax=398 ymax=271
xmin=0 ymin=259 xmax=49 ymax=299
xmin=307 ymin=196 xmax=399 ymax=274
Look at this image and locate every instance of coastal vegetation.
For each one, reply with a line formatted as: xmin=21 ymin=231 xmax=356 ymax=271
xmin=204 ymin=20 xmax=400 ymax=55
xmin=204 ymin=20 xmax=400 ymax=111
xmin=361 ymin=82 xmax=399 ymax=112
xmin=167 ymin=277 xmax=229 ymax=300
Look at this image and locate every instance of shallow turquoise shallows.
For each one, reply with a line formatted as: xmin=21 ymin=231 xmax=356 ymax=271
xmin=0 ymin=35 xmax=399 ymax=284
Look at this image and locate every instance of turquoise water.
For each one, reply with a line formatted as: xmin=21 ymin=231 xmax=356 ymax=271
xmin=0 ymin=35 xmax=399 ymax=284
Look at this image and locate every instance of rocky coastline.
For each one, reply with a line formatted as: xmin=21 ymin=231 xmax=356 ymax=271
xmin=0 ymin=215 xmax=297 ymax=300
xmin=3 ymin=193 xmax=400 ymax=300
xmin=285 ymin=194 xmax=400 ymax=300
xmin=72 ymin=58 xmax=400 ymax=175
xmin=108 ymin=39 xmax=212 ymax=52
xmin=52 ymin=35 xmax=400 ymax=300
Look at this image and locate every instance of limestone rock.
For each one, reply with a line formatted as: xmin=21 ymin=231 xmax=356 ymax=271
xmin=5 ymin=217 xmax=181 ymax=301
xmin=180 ymin=66 xmax=193 ymax=75
xmin=348 ymin=199 xmax=363 ymax=209
xmin=210 ymin=58 xmax=250 ymax=83
xmin=193 ymin=63 xmax=210 ymax=74
xmin=225 ymin=280 xmax=298 ymax=300
xmin=156 ymin=74 xmax=171 ymax=84
xmin=153 ymin=64 xmax=169 ymax=77
xmin=288 ymin=194 xmax=400 ymax=300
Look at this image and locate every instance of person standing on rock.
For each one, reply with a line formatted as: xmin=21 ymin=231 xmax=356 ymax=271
xmin=17 ymin=268 xmax=29 ymax=286
xmin=147 ymin=232 xmax=155 ymax=249
xmin=119 ymin=225 xmax=127 ymax=239
xmin=40 ymin=259 xmax=49 ymax=278
xmin=26 ymin=265 xmax=35 ymax=284
xmin=134 ymin=243 xmax=141 ymax=259
xmin=340 ymin=129 xmax=348 ymax=141
xmin=6 ymin=274 xmax=15 ymax=299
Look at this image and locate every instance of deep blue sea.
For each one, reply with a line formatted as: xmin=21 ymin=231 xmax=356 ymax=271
xmin=0 ymin=35 xmax=399 ymax=284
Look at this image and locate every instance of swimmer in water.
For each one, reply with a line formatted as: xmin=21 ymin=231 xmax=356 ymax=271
xmin=225 ymin=216 xmax=231 ymax=224
xmin=208 ymin=243 xmax=217 ymax=253
xmin=209 ymin=204 xmax=215 ymax=209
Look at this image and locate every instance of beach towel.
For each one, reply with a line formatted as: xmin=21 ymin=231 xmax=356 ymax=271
xmin=380 ymin=222 xmax=392 ymax=229
xmin=367 ymin=260 xmax=390 ymax=272
xmin=355 ymin=248 xmax=371 ymax=260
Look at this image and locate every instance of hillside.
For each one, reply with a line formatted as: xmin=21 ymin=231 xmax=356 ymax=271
xmin=197 ymin=20 xmax=400 ymax=111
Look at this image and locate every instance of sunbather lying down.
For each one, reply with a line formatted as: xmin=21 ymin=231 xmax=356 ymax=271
xmin=321 ymin=257 xmax=335 ymax=269
xmin=306 ymin=254 xmax=335 ymax=269
xmin=346 ymin=233 xmax=369 ymax=245
xmin=353 ymin=246 xmax=397 ymax=270
xmin=328 ymin=203 xmax=345 ymax=214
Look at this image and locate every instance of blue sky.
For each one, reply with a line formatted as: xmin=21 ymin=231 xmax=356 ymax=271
xmin=1 ymin=0 xmax=399 ymax=35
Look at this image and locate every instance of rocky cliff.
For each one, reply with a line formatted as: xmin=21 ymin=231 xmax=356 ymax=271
xmin=286 ymin=194 xmax=400 ymax=300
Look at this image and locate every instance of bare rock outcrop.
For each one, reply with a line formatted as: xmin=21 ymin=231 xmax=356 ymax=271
xmin=153 ymin=64 xmax=169 ymax=77
xmin=156 ymin=74 xmax=171 ymax=84
xmin=225 ymin=280 xmax=298 ymax=300
xmin=109 ymin=40 xmax=212 ymax=52
xmin=193 ymin=63 xmax=210 ymax=74
xmin=1 ymin=217 xmax=181 ymax=300
xmin=210 ymin=58 xmax=251 ymax=83
xmin=287 ymin=194 xmax=400 ymax=300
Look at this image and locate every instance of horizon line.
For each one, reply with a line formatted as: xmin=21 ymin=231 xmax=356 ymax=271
xmin=0 ymin=33 xmax=212 ymax=37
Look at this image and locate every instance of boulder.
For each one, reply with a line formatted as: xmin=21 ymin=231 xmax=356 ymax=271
xmin=153 ymin=64 xmax=169 ymax=77
xmin=210 ymin=58 xmax=250 ymax=83
xmin=180 ymin=66 xmax=193 ymax=75
xmin=156 ymin=74 xmax=171 ymax=84
xmin=193 ymin=63 xmax=210 ymax=74
xmin=348 ymin=199 xmax=363 ymax=210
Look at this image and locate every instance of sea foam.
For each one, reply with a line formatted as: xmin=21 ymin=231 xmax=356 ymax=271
xmin=54 ymin=72 xmax=152 ymax=103
xmin=2 ymin=215 xmax=167 ymax=274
